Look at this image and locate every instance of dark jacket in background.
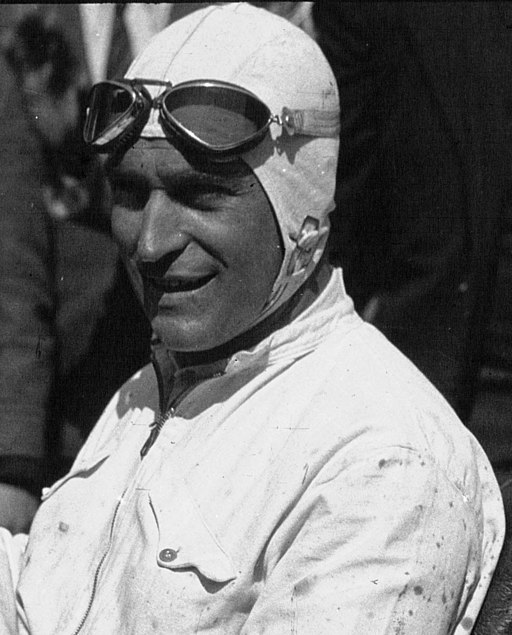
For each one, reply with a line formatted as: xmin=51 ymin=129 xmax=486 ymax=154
xmin=314 ymin=2 xmax=512 ymax=424
xmin=0 ymin=4 xmax=152 ymax=494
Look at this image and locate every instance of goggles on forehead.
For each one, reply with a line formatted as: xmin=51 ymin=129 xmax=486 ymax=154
xmin=83 ymin=78 xmax=339 ymax=160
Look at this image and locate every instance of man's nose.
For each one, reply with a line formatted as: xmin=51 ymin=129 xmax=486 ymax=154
xmin=135 ymin=190 xmax=189 ymax=263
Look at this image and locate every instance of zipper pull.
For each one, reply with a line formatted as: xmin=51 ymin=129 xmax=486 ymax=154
xmin=140 ymin=426 xmax=159 ymax=459
xmin=140 ymin=407 xmax=175 ymax=459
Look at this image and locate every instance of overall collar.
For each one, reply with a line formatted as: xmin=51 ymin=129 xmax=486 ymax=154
xmin=150 ymin=268 xmax=356 ymax=413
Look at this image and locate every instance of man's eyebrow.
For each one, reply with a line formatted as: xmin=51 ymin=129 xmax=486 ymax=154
xmin=110 ymin=165 xmax=253 ymax=194
xmin=168 ymin=170 xmax=251 ymax=194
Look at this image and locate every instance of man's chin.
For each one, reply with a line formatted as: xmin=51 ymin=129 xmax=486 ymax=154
xmin=150 ymin=316 xmax=217 ymax=354
xmin=149 ymin=313 xmax=252 ymax=359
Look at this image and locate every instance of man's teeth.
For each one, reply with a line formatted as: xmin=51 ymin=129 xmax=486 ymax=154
xmin=152 ymin=276 xmax=211 ymax=292
xmin=166 ymin=280 xmax=188 ymax=290
xmin=162 ymin=280 xmax=196 ymax=291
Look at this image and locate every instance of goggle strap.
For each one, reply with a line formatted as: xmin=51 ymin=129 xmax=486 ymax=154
xmin=281 ymin=107 xmax=340 ymax=138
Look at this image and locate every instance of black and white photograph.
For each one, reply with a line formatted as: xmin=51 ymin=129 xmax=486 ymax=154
xmin=0 ymin=3 xmax=510 ymax=633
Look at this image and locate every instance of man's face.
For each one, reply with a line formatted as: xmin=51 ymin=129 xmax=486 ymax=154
xmin=110 ymin=139 xmax=283 ymax=352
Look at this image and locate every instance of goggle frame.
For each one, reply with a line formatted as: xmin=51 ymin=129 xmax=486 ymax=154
xmin=84 ymin=78 xmax=281 ymax=160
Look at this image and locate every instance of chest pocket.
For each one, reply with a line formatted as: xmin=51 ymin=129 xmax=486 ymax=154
xmin=148 ymin=480 xmax=237 ymax=587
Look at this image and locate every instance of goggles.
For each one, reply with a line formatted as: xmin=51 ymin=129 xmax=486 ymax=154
xmin=83 ymin=78 xmax=339 ymax=160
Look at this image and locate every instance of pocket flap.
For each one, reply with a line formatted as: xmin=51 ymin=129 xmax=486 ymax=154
xmin=40 ymin=448 xmax=112 ymax=502
xmin=148 ymin=482 xmax=237 ymax=584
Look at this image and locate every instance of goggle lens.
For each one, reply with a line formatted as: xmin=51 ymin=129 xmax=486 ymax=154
xmin=162 ymin=84 xmax=271 ymax=150
xmin=84 ymin=83 xmax=137 ymax=146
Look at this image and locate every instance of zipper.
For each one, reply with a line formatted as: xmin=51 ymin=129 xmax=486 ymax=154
xmin=139 ymin=377 xmax=201 ymax=458
xmin=70 ymin=382 xmax=195 ymax=631
xmin=140 ymin=406 xmax=176 ymax=458
xmin=69 ymin=360 xmax=217 ymax=631
xmin=71 ymin=392 xmax=181 ymax=633
xmin=70 ymin=496 xmax=123 ymax=635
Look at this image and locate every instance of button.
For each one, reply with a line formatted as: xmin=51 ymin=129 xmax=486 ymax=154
xmin=159 ymin=548 xmax=178 ymax=562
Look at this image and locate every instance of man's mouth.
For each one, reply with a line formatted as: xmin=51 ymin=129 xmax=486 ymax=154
xmin=145 ymin=273 xmax=216 ymax=294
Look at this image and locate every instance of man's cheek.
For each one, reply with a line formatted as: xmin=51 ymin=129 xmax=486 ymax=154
xmin=111 ymin=209 xmax=141 ymax=254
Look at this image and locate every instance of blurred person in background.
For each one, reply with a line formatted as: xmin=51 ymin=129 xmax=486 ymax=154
xmin=251 ymin=1 xmax=316 ymax=37
xmin=0 ymin=3 xmax=209 ymax=533
xmin=313 ymin=2 xmax=512 ymax=470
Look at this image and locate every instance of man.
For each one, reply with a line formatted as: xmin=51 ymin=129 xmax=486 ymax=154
xmin=0 ymin=5 xmax=504 ymax=633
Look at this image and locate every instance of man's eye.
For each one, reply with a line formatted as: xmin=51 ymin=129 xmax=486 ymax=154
xmin=176 ymin=186 xmax=234 ymax=211
xmin=190 ymin=192 xmax=226 ymax=211
xmin=110 ymin=181 xmax=149 ymax=210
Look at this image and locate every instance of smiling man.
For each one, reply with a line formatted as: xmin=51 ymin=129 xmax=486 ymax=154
xmin=0 ymin=4 xmax=505 ymax=634
xmin=110 ymin=139 xmax=284 ymax=357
